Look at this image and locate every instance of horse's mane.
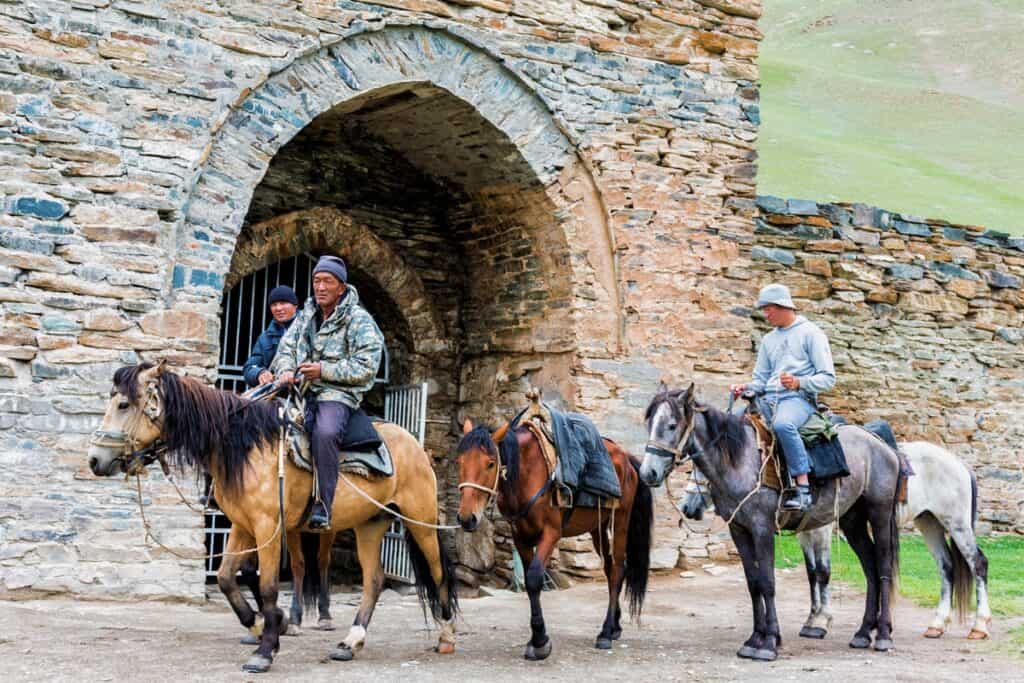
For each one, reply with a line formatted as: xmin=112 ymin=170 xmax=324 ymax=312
xmin=644 ymin=389 xmax=750 ymax=467
xmin=114 ymin=363 xmax=285 ymax=493
xmin=456 ymin=424 xmax=520 ymax=497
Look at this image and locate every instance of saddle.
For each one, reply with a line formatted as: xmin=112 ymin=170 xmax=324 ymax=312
xmin=520 ymin=389 xmax=618 ymax=510
xmin=281 ymin=399 xmax=393 ymax=478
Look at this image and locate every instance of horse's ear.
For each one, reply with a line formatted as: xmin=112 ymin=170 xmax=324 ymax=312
xmin=155 ymin=358 xmax=167 ymax=375
xmin=685 ymin=381 xmax=695 ymax=402
xmin=462 ymin=417 xmax=473 ymax=435
xmin=658 ymin=379 xmax=669 ymax=395
xmin=492 ymin=421 xmax=510 ymax=444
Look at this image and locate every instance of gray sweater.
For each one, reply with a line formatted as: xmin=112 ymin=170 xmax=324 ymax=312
xmin=748 ymin=315 xmax=836 ymax=399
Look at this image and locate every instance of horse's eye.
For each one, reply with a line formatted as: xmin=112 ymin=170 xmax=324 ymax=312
xmin=667 ymin=423 xmax=678 ymax=431
xmin=486 ymin=461 xmax=495 ymax=470
xmin=118 ymin=401 xmax=130 ymax=410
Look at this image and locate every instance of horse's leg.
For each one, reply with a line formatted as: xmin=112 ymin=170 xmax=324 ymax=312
xmin=729 ymin=524 xmax=769 ymax=660
xmin=235 ymin=555 xmax=264 ymax=645
xmin=814 ymin=527 xmax=835 ymax=638
xmin=217 ymin=529 xmax=260 ymax=641
xmin=867 ymin=503 xmax=897 ymax=651
xmin=948 ymin=525 xmax=992 ymax=639
xmin=404 ymin=522 xmax=458 ymax=654
xmin=592 ymin=517 xmax=625 ymax=650
xmin=329 ymin=520 xmax=388 ymax=662
xmin=798 ymin=528 xmax=832 ymax=639
xmin=915 ymin=513 xmax=954 ymax=638
xmin=753 ymin=525 xmax=781 ymax=659
xmin=520 ymin=529 xmax=559 ymax=661
xmin=839 ymin=503 xmax=878 ymax=649
xmin=242 ymin=532 xmax=286 ymax=673
xmin=317 ymin=532 xmax=336 ymax=631
xmin=286 ymin=531 xmax=304 ymax=634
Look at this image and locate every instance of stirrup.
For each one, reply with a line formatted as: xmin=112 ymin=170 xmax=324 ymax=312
xmin=309 ymin=502 xmax=331 ymax=530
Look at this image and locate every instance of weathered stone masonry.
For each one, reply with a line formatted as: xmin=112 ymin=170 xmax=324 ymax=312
xmin=1 ymin=1 xmax=764 ymax=598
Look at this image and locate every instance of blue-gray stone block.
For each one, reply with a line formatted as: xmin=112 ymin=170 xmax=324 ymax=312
xmin=984 ymin=270 xmax=1021 ymax=289
xmin=756 ymin=195 xmax=788 ymax=214
xmin=9 ymin=197 xmax=68 ymax=220
xmin=787 ymin=199 xmax=819 ymax=216
xmin=751 ymin=246 xmax=796 ymax=266
xmin=892 ymin=219 xmax=933 ymax=237
xmin=887 ymin=264 xmax=924 ymax=280
xmin=929 ymin=261 xmax=979 ymax=281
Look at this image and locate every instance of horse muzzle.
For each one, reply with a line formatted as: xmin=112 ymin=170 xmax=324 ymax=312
xmin=87 ymin=446 xmax=125 ymax=477
xmin=456 ymin=512 xmax=480 ymax=532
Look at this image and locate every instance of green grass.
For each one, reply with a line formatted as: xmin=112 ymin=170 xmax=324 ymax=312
xmin=775 ymin=533 xmax=1024 ymax=618
xmin=759 ymin=0 xmax=1024 ymax=234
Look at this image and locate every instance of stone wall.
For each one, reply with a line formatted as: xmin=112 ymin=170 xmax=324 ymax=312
xmin=0 ymin=0 xmax=764 ymax=599
xmin=747 ymin=196 xmax=1024 ymax=533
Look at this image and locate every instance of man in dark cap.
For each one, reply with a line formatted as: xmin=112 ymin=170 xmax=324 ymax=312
xmin=272 ymin=255 xmax=384 ymax=530
xmin=243 ymin=285 xmax=299 ymax=387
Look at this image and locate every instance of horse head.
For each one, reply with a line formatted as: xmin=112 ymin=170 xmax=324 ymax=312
xmin=640 ymin=381 xmax=698 ymax=487
xmin=454 ymin=418 xmax=509 ymax=532
xmin=88 ymin=360 xmax=167 ymax=477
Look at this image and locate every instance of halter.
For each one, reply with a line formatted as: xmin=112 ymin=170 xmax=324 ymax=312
xmin=456 ymin=440 xmax=505 ymax=508
xmin=643 ymin=403 xmax=706 ymax=470
xmin=89 ymin=380 xmax=167 ymax=475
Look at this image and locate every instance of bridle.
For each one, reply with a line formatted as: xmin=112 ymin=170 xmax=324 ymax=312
xmin=456 ymin=442 xmax=505 ymax=509
xmin=643 ymin=402 xmax=706 ymax=471
xmin=89 ymin=379 xmax=168 ymax=476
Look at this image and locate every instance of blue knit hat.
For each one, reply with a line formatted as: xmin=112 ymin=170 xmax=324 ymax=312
xmin=312 ymin=255 xmax=347 ymax=284
xmin=268 ymin=285 xmax=298 ymax=306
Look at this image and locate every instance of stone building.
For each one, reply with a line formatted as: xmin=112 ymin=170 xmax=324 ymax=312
xmin=0 ymin=0 xmax=1019 ymax=600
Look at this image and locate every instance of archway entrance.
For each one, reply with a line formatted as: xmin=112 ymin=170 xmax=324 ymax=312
xmin=177 ymin=26 xmax=622 ymax=586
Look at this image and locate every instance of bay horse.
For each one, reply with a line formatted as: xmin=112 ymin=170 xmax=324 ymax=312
xmin=684 ymin=440 xmax=991 ymax=641
xmin=456 ymin=418 xmax=653 ymax=659
xmin=641 ymin=384 xmax=901 ymax=660
xmin=87 ymin=361 xmax=457 ymax=673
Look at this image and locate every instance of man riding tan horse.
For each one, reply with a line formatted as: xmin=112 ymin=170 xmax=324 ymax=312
xmin=271 ymin=255 xmax=384 ymax=531
xmin=729 ymin=283 xmax=836 ymax=512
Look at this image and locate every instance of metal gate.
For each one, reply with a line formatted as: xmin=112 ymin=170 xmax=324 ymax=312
xmin=380 ymin=382 xmax=429 ymax=583
xmin=205 ymin=254 xmax=404 ymax=581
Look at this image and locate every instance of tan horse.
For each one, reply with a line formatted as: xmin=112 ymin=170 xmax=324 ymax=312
xmin=87 ymin=361 xmax=457 ymax=673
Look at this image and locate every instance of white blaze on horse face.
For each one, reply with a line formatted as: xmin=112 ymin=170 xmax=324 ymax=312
xmin=640 ymin=402 xmax=678 ymax=486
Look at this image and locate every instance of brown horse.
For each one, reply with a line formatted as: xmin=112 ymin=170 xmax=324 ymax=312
xmin=456 ymin=418 xmax=653 ymax=659
xmin=87 ymin=362 xmax=457 ymax=673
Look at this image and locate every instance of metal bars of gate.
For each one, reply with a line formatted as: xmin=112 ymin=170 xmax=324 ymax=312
xmin=380 ymin=382 xmax=429 ymax=583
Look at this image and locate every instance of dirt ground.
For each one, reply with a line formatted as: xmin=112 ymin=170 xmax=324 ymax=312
xmin=1 ymin=568 xmax=1020 ymax=683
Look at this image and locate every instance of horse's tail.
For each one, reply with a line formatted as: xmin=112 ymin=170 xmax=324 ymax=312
xmin=405 ymin=526 xmax=459 ymax=623
xmin=625 ymin=456 xmax=653 ymax=621
xmin=950 ymin=469 xmax=981 ymax=623
xmin=301 ymin=531 xmax=322 ymax=610
xmin=889 ymin=463 xmax=902 ymax=600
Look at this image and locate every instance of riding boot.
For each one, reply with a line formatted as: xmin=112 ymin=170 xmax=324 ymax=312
xmin=783 ymin=484 xmax=813 ymax=512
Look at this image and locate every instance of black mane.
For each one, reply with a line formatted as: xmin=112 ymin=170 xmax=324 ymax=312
xmin=644 ymin=389 xmax=750 ymax=467
xmin=115 ymin=363 xmax=285 ymax=493
xmin=456 ymin=424 xmax=520 ymax=497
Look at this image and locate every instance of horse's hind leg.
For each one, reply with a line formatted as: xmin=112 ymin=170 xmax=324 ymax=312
xmin=592 ymin=517 xmax=626 ymax=650
xmin=915 ymin=513 xmax=954 ymax=638
xmin=404 ymin=521 xmax=458 ymax=654
xmin=948 ymin=525 xmax=991 ymax=639
xmin=839 ymin=503 xmax=879 ymax=650
xmin=329 ymin=520 xmax=388 ymax=662
xmin=317 ymin=532 xmax=336 ymax=631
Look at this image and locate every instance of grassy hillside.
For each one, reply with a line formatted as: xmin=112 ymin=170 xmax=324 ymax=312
xmin=758 ymin=0 xmax=1024 ymax=234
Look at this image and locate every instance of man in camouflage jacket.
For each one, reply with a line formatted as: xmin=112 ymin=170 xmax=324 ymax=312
xmin=272 ymin=255 xmax=384 ymax=530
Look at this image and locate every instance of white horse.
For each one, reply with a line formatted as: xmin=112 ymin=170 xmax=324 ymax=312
xmin=684 ymin=441 xmax=992 ymax=640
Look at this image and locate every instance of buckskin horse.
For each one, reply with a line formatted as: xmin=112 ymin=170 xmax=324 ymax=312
xmin=641 ymin=384 xmax=902 ymax=660
xmin=456 ymin=418 xmax=653 ymax=659
xmin=87 ymin=361 xmax=457 ymax=673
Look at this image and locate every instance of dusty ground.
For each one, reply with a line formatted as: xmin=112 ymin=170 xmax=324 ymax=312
xmin=1 ymin=568 xmax=1020 ymax=682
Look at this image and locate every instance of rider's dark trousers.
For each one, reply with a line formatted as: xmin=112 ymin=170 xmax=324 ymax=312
xmin=311 ymin=401 xmax=351 ymax=513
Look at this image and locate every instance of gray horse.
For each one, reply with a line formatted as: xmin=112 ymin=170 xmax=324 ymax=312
xmin=640 ymin=384 xmax=902 ymax=660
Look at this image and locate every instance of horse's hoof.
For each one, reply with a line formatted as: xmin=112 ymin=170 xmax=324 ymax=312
xmin=849 ymin=635 xmax=872 ymax=649
xmin=241 ymin=655 xmax=273 ymax=673
xmin=435 ymin=641 xmax=456 ymax=655
xmin=967 ymin=629 xmax=989 ymax=641
xmin=800 ymin=626 xmax=828 ymax=639
xmin=318 ymin=618 xmax=336 ymax=631
xmin=750 ymin=648 xmax=777 ymax=662
xmin=240 ymin=634 xmax=261 ymax=646
xmin=595 ymin=637 xmax=613 ymax=650
xmin=923 ymin=627 xmax=944 ymax=639
xmin=283 ymin=623 xmax=302 ymax=636
xmin=524 ymin=639 xmax=552 ymax=661
xmin=610 ymin=628 xmax=623 ymax=641
xmin=329 ymin=645 xmax=354 ymax=661
xmin=874 ymin=638 xmax=894 ymax=652
xmin=737 ymin=645 xmax=756 ymax=659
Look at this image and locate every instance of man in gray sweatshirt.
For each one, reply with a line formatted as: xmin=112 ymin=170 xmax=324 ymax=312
xmin=730 ymin=283 xmax=836 ymax=511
